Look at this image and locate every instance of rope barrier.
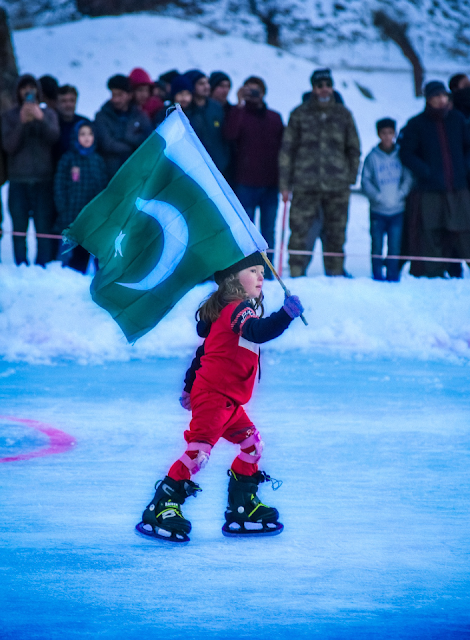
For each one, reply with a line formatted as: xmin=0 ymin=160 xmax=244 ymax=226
xmin=1 ymin=230 xmax=469 ymax=264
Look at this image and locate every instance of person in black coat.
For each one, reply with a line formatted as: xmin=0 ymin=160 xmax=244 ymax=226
xmin=94 ymin=74 xmax=152 ymax=180
xmin=184 ymin=70 xmax=230 ymax=176
xmin=399 ymin=80 xmax=470 ymax=277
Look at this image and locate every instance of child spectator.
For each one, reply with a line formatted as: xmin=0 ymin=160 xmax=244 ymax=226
xmin=54 ymin=121 xmax=107 ymax=273
xmin=361 ymin=118 xmax=413 ymax=281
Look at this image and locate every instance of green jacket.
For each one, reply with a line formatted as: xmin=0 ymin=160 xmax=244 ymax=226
xmin=279 ymin=97 xmax=361 ymax=193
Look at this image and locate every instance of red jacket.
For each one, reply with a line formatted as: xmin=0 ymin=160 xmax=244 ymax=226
xmin=186 ymin=300 xmax=292 ymax=405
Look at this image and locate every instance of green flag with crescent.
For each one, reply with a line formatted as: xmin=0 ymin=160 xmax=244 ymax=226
xmin=63 ymin=105 xmax=268 ymax=343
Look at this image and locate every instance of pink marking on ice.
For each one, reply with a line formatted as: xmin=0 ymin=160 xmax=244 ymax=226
xmin=0 ymin=415 xmax=76 ymax=463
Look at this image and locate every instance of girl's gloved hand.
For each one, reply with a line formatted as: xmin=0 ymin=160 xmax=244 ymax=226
xmin=283 ymin=294 xmax=304 ymax=319
xmin=179 ymin=390 xmax=192 ymax=411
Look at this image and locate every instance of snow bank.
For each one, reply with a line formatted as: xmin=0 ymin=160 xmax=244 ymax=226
xmin=1 ymin=264 xmax=469 ymax=364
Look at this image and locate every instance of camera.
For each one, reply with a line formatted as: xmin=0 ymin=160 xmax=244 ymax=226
xmin=24 ymin=92 xmax=36 ymax=103
xmin=248 ymin=88 xmax=260 ymax=98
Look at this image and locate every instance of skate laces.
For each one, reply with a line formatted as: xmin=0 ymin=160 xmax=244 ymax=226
xmin=257 ymin=471 xmax=283 ymax=491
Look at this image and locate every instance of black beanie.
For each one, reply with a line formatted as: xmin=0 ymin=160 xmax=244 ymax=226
xmin=310 ymin=68 xmax=333 ymax=86
xmin=209 ymin=71 xmax=231 ymax=91
xmin=183 ymin=69 xmax=206 ymax=89
xmin=214 ymin=252 xmax=266 ymax=285
xmin=424 ymin=81 xmax=447 ymax=100
xmin=376 ymin=117 xmax=396 ymax=133
xmin=107 ymin=74 xmax=131 ymax=93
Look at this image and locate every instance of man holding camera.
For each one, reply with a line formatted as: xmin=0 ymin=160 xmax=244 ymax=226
xmin=224 ymin=76 xmax=284 ymax=274
xmin=1 ymin=73 xmax=59 ymax=266
xmin=279 ymin=68 xmax=360 ymax=277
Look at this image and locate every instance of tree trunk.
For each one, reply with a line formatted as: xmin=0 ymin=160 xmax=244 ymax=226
xmin=373 ymin=10 xmax=424 ymax=97
xmin=0 ymin=8 xmax=19 ymax=112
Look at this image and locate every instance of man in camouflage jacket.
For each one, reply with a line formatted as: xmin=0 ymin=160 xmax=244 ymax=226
xmin=279 ymin=68 xmax=360 ymax=276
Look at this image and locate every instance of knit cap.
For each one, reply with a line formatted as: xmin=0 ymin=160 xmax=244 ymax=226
xmin=209 ymin=71 xmax=231 ymax=91
xmin=310 ymin=68 xmax=333 ymax=86
xmin=424 ymin=81 xmax=448 ymax=100
xmin=214 ymin=252 xmax=267 ymax=285
xmin=170 ymin=74 xmax=193 ymax=99
xmin=129 ymin=68 xmax=153 ymax=88
xmin=183 ymin=69 xmax=206 ymax=89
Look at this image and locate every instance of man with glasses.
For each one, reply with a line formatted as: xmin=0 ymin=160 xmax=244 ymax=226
xmin=279 ymin=68 xmax=360 ymax=277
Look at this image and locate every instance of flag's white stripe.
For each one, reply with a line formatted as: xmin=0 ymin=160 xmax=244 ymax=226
xmin=157 ymin=106 xmax=267 ymax=256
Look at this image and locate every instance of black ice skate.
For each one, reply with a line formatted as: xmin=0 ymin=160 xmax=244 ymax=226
xmin=136 ymin=476 xmax=201 ymax=543
xmin=222 ymin=469 xmax=284 ymax=537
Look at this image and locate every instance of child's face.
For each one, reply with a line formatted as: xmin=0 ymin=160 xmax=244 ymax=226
xmin=78 ymin=126 xmax=94 ymax=148
xmin=237 ymin=265 xmax=265 ymax=298
xmin=174 ymin=90 xmax=192 ymax=109
xmin=378 ymin=127 xmax=396 ymax=150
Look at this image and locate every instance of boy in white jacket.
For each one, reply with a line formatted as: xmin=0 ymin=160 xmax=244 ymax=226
xmin=361 ymin=118 xmax=414 ymax=281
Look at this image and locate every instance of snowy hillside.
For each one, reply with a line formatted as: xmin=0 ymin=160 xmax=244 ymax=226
xmin=1 ymin=14 xmax=469 ymax=366
xmin=2 ymin=0 xmax=470 ymax=71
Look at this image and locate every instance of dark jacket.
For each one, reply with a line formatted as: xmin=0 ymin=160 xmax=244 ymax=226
xmin=54 ymin=127 xmax=108 ymax=229
xmin=399 ymin=106 xmax=470 ymax=192
xmin=1 ymin=95 xmax=59 ymax=181
xmin=186 ymin=98 xmax=230 ymax=174
xmin=224 ymin=102 xmax=284 ymax=188
xmin=94 ymin=100 xmax=152 ymax=178
xmin=279 ymin=96 xmax=360 ymax=193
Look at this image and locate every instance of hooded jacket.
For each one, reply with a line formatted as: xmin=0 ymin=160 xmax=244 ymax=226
xmin=361 ymin=145 xmax=414 ymax=215
xmin=54 ymin=121 xmax=108 ymax=229
xmin=1 ymin=74 xmax=59 ymax=182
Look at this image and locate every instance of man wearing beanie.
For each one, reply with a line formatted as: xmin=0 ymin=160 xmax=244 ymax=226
xmin=210 ymin=71 xmax=232 ymax=113
xmin=154 ymin=75 xmax=193 ymax=125
xmin=399 ymin=80 xmax=470 ymax=277
xmin=94 ymin=74 xmax=153 ymax=179
xmin=279 ymin=68 xmax=361 ymax=277
xmin=184 ymin=70 xmax=230 ymax=176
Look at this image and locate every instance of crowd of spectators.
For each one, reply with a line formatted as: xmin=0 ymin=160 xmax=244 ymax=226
xmin=1 ymin=65 xmax=470 ymax=280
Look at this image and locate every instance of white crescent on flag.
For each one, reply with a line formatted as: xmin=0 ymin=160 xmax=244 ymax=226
xmin=117 ymin=197 xmax=189 ymax=291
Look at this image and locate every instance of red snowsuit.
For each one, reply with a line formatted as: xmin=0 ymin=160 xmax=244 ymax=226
xmin=168 ymin=299 xmax=292 ymax=481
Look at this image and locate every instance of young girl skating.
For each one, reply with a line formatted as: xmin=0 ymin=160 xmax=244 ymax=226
xmin=136 ymin=252 xmax=304 ymax=542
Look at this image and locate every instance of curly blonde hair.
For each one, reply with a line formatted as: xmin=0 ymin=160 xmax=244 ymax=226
xmin=197 ymin=274 xmax=264 ymax=323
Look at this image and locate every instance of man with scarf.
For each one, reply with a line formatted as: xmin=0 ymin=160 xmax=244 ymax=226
xmin=399 ymin=80 xmax=470 ymax=278
xmin=224 ymin=76 xmax=284 ymax=276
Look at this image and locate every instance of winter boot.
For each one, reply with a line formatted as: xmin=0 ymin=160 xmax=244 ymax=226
xmin=136 ymin=476 xmax=201 ymax=543
xmin=222 ymin=469 xmax=283 ymax=537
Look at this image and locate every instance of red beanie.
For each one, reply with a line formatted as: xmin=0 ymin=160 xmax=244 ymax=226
xmin=129 ymin=68 xmax=153 ymax=88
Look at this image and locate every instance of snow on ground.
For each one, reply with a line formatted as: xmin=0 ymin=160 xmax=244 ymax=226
xmin=1 ymin=255 xmax=470 ymax=365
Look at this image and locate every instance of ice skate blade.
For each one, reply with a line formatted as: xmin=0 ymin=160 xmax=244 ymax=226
xmin=221 ymin=521 xmax=284 ymax=537
xmin=135 ymin=521 xmax=190 ymax=544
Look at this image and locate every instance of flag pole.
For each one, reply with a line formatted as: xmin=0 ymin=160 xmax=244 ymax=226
xmin=278 ymin=200 xmax=289 ymax=277
xmin=261 ymin=250 xmax=308 ymax=326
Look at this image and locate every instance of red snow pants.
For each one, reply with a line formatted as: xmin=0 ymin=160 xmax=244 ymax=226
xmin=168 ymin=389 xmax=261 ymax=481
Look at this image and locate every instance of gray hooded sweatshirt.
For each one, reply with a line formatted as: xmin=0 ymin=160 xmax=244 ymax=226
xmin=361 ymin=145 xmax=414 ymax=215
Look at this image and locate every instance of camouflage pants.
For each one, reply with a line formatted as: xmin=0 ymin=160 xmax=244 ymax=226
xmin=288 ymin=190 xmax=350 ymax=276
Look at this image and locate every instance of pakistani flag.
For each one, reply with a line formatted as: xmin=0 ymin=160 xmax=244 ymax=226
xmin=64 ymin=105 xmax=267 ymax=343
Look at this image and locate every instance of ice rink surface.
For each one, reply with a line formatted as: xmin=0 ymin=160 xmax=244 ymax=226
xmin=1 ymin=354 xmax=469 ymax=639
